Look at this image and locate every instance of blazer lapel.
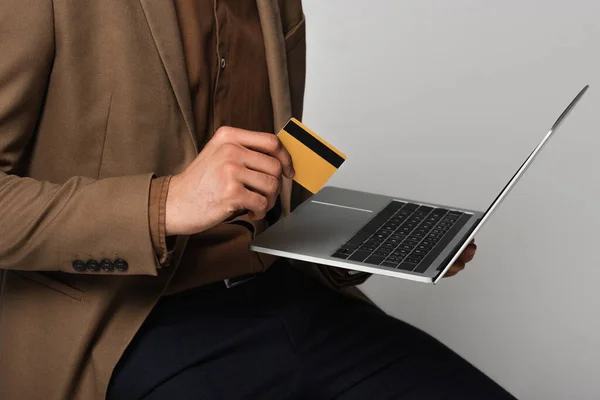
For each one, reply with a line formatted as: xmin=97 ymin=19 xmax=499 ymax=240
xmin=139 ymin=0 xmax=197 ymax=150
xmin=140 ymin=0 xmax=292 ymax=211
xmin=257 ymin=0 xmax=294 ymax=216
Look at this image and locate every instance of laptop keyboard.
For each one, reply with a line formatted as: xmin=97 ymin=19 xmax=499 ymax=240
xmin=332 ymin=201 xmax=469 ymax=273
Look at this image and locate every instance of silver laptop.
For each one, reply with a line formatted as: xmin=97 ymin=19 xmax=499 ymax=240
xmin=250 ymin=85 xmax=589 ymax=284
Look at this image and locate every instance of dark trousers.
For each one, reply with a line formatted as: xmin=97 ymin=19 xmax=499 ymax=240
xmin=108 ymin=261 xmax=515 ymax=399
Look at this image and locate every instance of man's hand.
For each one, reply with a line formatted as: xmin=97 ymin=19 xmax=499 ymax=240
xmin=443 ymin=240 xmax=477 ymax=278
xmin=165 ymin=126 xmax=295 ymax=236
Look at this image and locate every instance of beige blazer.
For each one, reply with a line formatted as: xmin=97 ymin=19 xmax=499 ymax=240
xmin=0 ymin=1 xmax=370 ymax=398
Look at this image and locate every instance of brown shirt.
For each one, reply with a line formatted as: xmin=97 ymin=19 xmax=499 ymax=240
xmin=148 ymin=0 xmax=273 ymax=294
xmin=149 ymin=0 xmax=367 ymax=293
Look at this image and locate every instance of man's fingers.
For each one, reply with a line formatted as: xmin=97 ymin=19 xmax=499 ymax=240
xmin=238 ymin=168 xmax=280 ymax=210
xmin=442 ymin=240 xmax=476 ymax=278
xmin=443 ymin=270 xmax=458 ymax=278
xmin=443 ymin=261 xmax=465 ymax=278
xmin=241 ymin=147 xmax=284 ymax=178
xmin=458 ymin=243 xmax=477 ymax=263
xmin=241 ymin=188 xmax=269 ymax=220
xmin=217 ymin=127 xmax=295 ymax=179
xmin=253 ymin=134 xmax=294 ymax=179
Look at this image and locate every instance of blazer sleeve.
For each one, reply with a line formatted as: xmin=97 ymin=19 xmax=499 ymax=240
xmin=0 ymin=0 xmax=160 ymax=276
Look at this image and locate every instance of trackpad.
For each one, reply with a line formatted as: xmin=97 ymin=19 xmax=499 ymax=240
xmin=253 ymin=201 xmax=374 ymax=256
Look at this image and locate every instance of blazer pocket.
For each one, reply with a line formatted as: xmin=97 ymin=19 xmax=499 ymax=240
xmin=12 ymin=271 xmax=84 ymax=301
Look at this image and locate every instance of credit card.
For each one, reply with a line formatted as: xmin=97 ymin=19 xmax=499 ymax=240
xmin=277 ymin=118 xmax=346 ymax=194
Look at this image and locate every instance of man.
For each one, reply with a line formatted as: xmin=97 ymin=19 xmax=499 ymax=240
xmin=0 ymin=0 xmax=515 ymax=398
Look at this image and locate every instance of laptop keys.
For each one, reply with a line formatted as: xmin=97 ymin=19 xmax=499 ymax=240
xmin=373 ymin=250 xmax=391 ymax=257
xmin=396 ymin=262 xmax=417 ymax=271
xmin=403 ymin=240 xmax=420 ymax=247
xmin=348 ymin=250 xmax=371 ymax=262
xmin=365 ymin=255 xmax=386 ymax=265
xmin=333 ymin=201 xmax=472 ymax=274
xmin=392 ymin=250 xmax=409 ymax=258
xmin=414 ymin=248 xmax=427 ymax=255
xmin=332 ymin=252 xmax=349 ymax=259
xmin=398 ymin=227 xmax=412 ymax=236
xmin=336 ymin=249 xmax=354 ymax=257
xmin=416 ymin=245 xmax=432 ymax=252
xmin=382 ymin=261 xmax=399 ymax=268
xmin=359 ymin=246 xmax=376 ymax=253
xmin=402 ymin=203 xmax=419 ymax=212
xmin=405 ymin=256 xmax=421 ymax=264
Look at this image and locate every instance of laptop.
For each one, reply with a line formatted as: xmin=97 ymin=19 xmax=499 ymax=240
xmin=250 ymin=85 xmax=589 ymax=284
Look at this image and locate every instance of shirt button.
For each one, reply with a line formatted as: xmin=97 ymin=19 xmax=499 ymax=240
xmin=220 ymin=58 xmax=226 ymax=69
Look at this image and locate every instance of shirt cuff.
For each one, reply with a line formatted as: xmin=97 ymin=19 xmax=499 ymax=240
xmin=149 ymin=176 xmax=173 ymax=265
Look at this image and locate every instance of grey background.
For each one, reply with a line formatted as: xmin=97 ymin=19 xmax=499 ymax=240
xmin=301 ymin=1 xmax=600 ymax=399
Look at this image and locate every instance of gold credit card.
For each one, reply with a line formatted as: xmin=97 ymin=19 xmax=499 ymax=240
xmin=277 ymin=118 xmax=346 ymax=194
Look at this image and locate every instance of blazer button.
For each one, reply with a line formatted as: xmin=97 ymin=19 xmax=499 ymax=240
xmin=100 ymin=259 xmax=114 ymax=272
xmin=72 ymin=260 xmax=86 ymax=272
xmin=115 ymin=259 xmax=129 ymax=272
xmin=86 ymin=260 xmax=100 ymax=272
